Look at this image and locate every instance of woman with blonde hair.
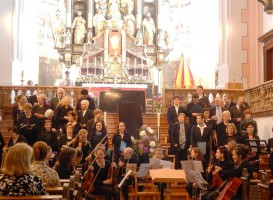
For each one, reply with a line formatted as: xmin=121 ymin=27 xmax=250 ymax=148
xmin=216 ymin=110 xmax=231 ymax=146
xmin=0 ymin=143 xmax=46 ymax=196
xmin=219 ymin=123 xmax=241 ymax=146
xmin=54 ymin=95 xmax=73 ymax=130
xmin=69 ymin=129 xmax=91 ymax=164
xmin=32 ymin=141 xmax=60 ymax=187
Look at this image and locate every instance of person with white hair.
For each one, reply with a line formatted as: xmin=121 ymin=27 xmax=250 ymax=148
xmin=50 ymin=87 xmax=65 ymax=111
xmin=77 ymin=99 xmax=93 ymax=129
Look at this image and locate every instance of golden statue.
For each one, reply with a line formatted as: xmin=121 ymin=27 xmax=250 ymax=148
xmin=124 ymin=4 xmax=135 ymax=36
xmin=93 ymin=8 xmax=106 ymax=35
xmin=72 ymin=11 xmax=87 ymax=44
xmin=142 ymin=11 xmax=156 ymax=46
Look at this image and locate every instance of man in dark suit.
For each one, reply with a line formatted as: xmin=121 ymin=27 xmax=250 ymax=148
xmin=229 ymin=96 xmax=248 ymax=135
xmin=223 ymin=95 xmax=236 ymax=110
xmin=28 ymin=88 xmax=43 ymax=106
xmin=50 ymin=87 xmax=65 ymax=111
xmin=190 ymin=113 xmax=213 ymax=168
xmin=167 ymin=95 xmax=186 ymax=154
xmin=171 ymin=113 xmax=191 ymax=169
xmin=77 ymin=99 xmax=93 ymax=129
xmin=196 ymin=85 xmax=210 ymax=108
xmin=209 ymin=97 xmax=227 ymax=124
xmin=185 ymin=93 xmax=203 ymax=126
xmin=76 ymin=89 xmax=96 ymax=112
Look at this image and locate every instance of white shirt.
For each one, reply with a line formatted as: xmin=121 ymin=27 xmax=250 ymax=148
xmin=197 ymin=123 xmax=207 ymax=136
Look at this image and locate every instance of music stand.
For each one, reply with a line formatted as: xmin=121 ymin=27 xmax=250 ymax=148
xmin=247 ymin=139 xmax=269 ymax=154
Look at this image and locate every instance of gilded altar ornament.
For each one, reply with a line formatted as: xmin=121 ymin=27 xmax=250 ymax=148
xmin=142 ymin=11 xmax=156 ymax=46
xmin=257 ymin=0 xmax=273 ymax=14
xmin=72 ymin=11 xmax=87 ymax=44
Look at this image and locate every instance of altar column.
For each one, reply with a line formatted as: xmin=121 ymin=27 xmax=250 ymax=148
xmin=135 ymin=0 xmax=142 ymax=32
xmin=87 ymin=0 xmax=93 ymax=38
xmin=66 ymin=0 xmax=72 ymax=48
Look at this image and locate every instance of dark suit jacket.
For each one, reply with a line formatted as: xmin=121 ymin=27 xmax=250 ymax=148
xmin=224 ymin=101 xmax=236 ymax=110
xmin=167 ymin=106 xmax=186 ymax=126
xmin=268 ymin=138 xmax=273 ymax=170
xmin=77 ymin=109 xmax=93 ymax=128
xmin=171 ymin=122 xmax=191 ymax=151
xmin=190 ymin=125 xmax=213 ymax=153
xmin=28 ymin=95 xmax=38 ymax=106
xmin=229 ymin=105 xmax=244 ymax=133
xmin=50 ymin=97 xmax=61 ymax=111
xmin=209 ymin=106 xmax=227 ymax=119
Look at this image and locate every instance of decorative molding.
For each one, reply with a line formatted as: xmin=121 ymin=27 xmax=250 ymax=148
xmin=257 ymin=0 xmax=273 ymax=14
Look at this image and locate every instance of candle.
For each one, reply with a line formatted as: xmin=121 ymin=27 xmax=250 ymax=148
xmin=157 ymin=113 xmax=160 ymax=127
xmin=104 ymin=112 xmax=107 ymax=127
xmin=101 ymin=57 xmax=103 ymax=67
xmin=21 ymin=70 xmax=24 ymax=80
xmin=94 ymin=57 xmax=97 ymax=67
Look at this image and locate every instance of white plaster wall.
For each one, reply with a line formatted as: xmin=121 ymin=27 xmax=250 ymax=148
xmin=0 ymin=1 xmax=13 ymax=85
xmin=255 ymin=117 xmax=273 ymax=141
xmin=263 ymin=12 xmax=273 ymax=33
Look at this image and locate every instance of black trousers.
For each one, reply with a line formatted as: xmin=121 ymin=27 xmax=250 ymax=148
xmin=174 ymin=148 xmax=188 ymax=169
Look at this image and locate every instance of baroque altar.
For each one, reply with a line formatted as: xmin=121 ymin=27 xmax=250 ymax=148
xmin=53 ymin=0 xmax=169 ymax=85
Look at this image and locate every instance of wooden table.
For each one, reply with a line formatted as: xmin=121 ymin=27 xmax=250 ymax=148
xmin=149 ymin=169 xmax=186 ymax=200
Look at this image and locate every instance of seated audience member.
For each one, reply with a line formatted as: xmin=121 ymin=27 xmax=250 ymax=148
xmin=0 ymin=131 xmax=5 ymax=166
xmin=76 ymin=88 xmax=95 ymax=112
xmin=205 ymin=146 xmax=253 ymax=200
xmin=112 ymin=122 xmax=132 ymax=159
xmin=46 ymin=146 xmax=57 ymax=168
xmin=69 ymin=129 xmax=91 ymax=164
xmin=39 ymin=120 xmax=58 ymax=151
xmin=171 ymin=113 xmax=191 ymax=169
xmin=77 ymin=100 xmax=93 ymax=129
xmin=66 ymin=111 xmax=81 ymax=136
xmin=202 ymin=146 xmax=233 ymax=199
xmin=241 ymin=109 xmax=258 ymax=135
xmin=117 ymin=147 xmax=140 ymax=200
xmin=58 ymin=123 xmax=75 ymax=152
xmin=216 ymin=111 xmax=231 ymax=146
xmin=7 ymin=126 xmax=27 ymax=147
xmin=55 ymin=147 xmax=77 ymax=179
xmin=186 ymin=147 xmax=206 ymax=198
xmin=32 ymin=141 xmax=60 ymax=187
xmin=74 ymin=149 xmax=83 ymax=169
xmin=0 ymin=143 xmax=46 ymax=196
xmin=54 ymin=95 xmax=73 ymax=131
xmin=85 ymin=148 xmax=120 ymax=200
xmin=87 ymin=109 xmax=106 ymax=140
xmin=18 ymin=103 xmax=40 ymax=146
xmin=89 ymin=121 xmax=108 ymax=152
xmin=12 ymin=94 xmax=26 ymax=126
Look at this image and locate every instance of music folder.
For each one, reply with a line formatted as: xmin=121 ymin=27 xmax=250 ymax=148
xmin=197 ymin=142 xmax=206 ymax=155
xmin=149 ymin=158 xmax=161 ymax=169
xmin=181 ymin=160 xmax=204 ymax=172
xmin=119 ymin=140 xmax=127 ymax=152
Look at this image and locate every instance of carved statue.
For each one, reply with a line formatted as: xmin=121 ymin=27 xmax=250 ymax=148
xmin=142 ymin=11 xmax=156 ymax=46
xmin=95 ymin=0 xmax=107 ymax=16
xmin=71 ymin=11 xmax=87 ymax=44
xmin=106 ymin=0 xmax=121 ymax=20
xmin=53 ymin=11 xmax=65 ymax=48
xmin=123 ymin=4 xmax=135 ymax=36
xmin=93 ymin=8 xmax=106 ymax=35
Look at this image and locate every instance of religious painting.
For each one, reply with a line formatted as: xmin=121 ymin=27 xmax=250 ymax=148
xmin=39 ymin=57 xmax=62 ymax=86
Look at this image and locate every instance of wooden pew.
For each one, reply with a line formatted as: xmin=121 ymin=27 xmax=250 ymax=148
xmin=0 ymin=196 xmax=63 ymax=200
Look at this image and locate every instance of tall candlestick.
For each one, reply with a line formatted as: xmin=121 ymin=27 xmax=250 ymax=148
xmin=104 ymin=112 xmax=107 ymax=127
xmin=94 ymin=57 xmax=97 ymax=67
xmin=134 ymin=59 xmax=137 ymax=76
xmin=101 ymin=57 xmax=103 ymax=67
xmin=157 ymin=113 xmax=160 ymax=127
xmin=21 ymin=70 xmax=24 ymax=80
xmin=94 ymin=57 xmax=97 ymax=76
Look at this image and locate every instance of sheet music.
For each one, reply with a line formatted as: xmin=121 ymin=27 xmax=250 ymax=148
xmin=160 ymin=160 xmax=173 ymax=169
xmin=149 ymin=158 xmax=161 ymax=169
xmin=186 ymin=170 xmax=208 ymax=189
xmin=137 ymin=163 xmax=150 ymax=177
xmin=119 ymin=140 xmax=127 ymax=152
xmin=118 ymin=169 xmax=132 ymax=188
xmin=181 ymin=160 xmax=203 ymax=172
xmin=197 ymin=142 xmax=206 ymax=155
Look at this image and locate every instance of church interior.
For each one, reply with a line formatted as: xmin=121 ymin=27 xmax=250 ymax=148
xmin=0 ymin=0 xmax=273 ymax=199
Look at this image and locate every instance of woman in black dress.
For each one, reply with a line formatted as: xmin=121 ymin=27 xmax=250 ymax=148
xmin=58 ymin=123 xmax=75 ymax=152
xmin=39 ymin=120 xmax=58 ymax=151
xmin=7 ymin=126 xmax=27 ymax=147
xmin=54 ymin=95 xmax=73 ymax=131
xmin=112 ymin=122 xmax=132 ymax=159
xmin=12 ymin=94 xmax=26 ymax=126
xmin=66 ymin=111 xmax=82 ymax=136
xmin=89 ymin=121 xmax=108 ymax=152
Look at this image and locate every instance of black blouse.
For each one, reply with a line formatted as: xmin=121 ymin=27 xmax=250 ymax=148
xmin=112 ymin=133 xmax=132 ymax=158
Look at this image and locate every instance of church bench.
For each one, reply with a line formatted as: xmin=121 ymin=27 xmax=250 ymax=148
xmin=0 ymin=196 xmax=63 ymax=200
xmin=44 ymin=187 xmax=63 ymax=195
